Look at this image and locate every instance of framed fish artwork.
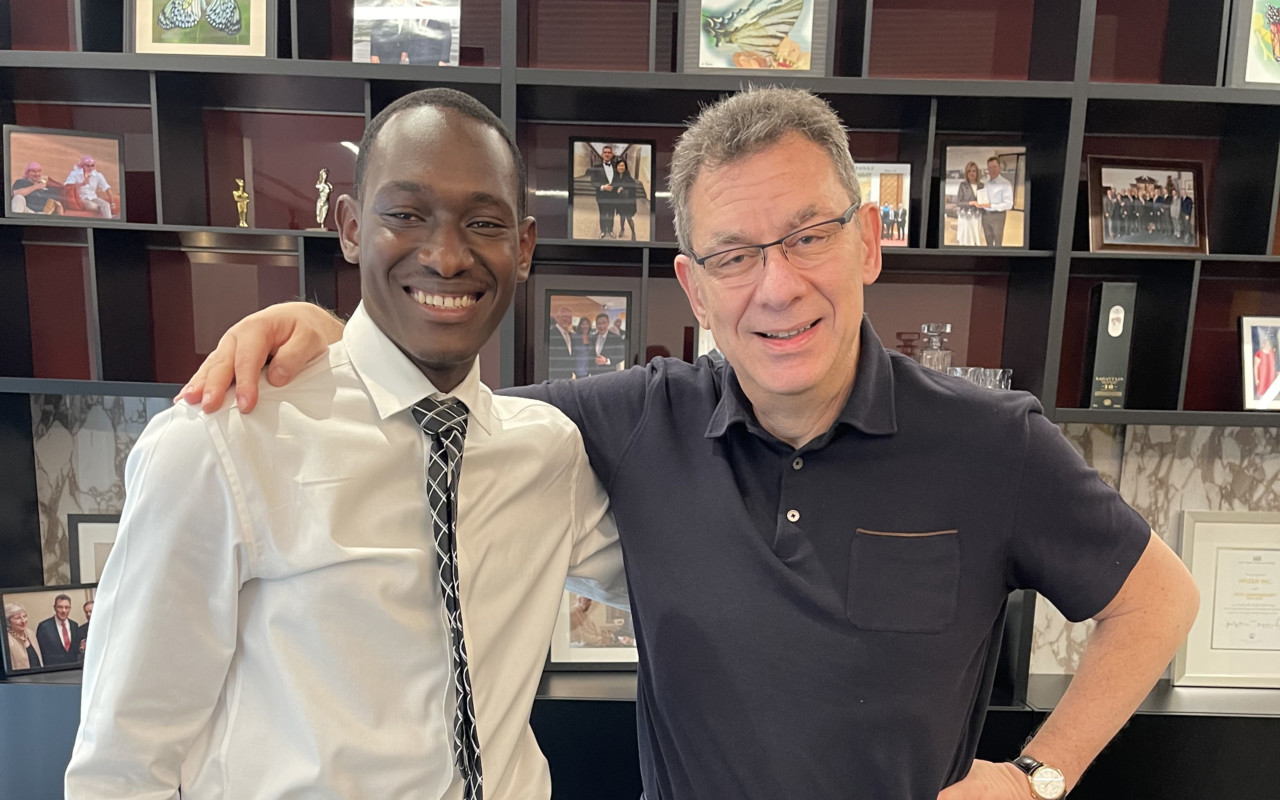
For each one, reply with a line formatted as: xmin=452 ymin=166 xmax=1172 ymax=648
xmin=127 ymin=0 xmax=275 ymax=57
xmin=680 ymin=0 xmax=833 ymax=75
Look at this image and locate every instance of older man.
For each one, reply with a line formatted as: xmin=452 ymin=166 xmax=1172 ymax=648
xmin=9 ymin=162 xmax=63 ymax=214
xmin=182 ymin=87 xmax=1197 ymax=800
xmin=64 ymin=155 xmax=114 ymax=218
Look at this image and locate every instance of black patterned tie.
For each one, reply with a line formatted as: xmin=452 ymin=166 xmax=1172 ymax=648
xmin=412 ymin=396 xmax=483 ymax=800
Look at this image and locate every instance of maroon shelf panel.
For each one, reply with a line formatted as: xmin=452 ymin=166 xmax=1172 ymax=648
xmin=522 ymin=0 xmax=651 ymax=71
xmin=149 ymin=250 xmax=300 ymax=384
xmin=867 ymin=273 xmax=1010 ymax=370
xmin=1184 ymin=275 xmax=1280 ymax=412
xmin=9 ymin=0 xmax=77 ymax=52
xmin=203 ymin=110 xmax=365 ymax=231
xmin=26 ymin=244 xmax=93 ymax=380
xmin=867 ymin=0 xmax=1034 ymax=80
xmin=1090 ymin=0 xmax=1170 ymax=84
xmin=1056 ymin=275 xmax=1096 ymax=409
xmin=13 ymin=104 xmax=159 ymax=225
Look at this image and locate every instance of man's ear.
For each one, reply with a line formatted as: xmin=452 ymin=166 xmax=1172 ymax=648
xmin=516 ymin=215 xmax=537 ymax=283
xmin=336 ymin=194 xmax=361 ymax=264
xmin=674 ymin=253 xmax=709 ymax=329
xmin=855 ymin=202 xmax=883 ymax=287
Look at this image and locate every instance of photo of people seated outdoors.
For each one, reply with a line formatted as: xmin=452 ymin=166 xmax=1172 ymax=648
xmin=548 ymin=590 xmax=638 ymax=667
xmin=352 ymin=0 xmax=461 ymax=66
xmin=5 ymin=126 xmax=125 ymax=221
xmin=2 ymin=587 xmax=96 ymax=676
xmin=568 ymin=140 xmax=654 ymax=241
xmin=941 ymin=145 xmax=1027 ymax=248
xmin=1099 ymin=167 xmax=1199 ymax=248
xmin=545 ymin=292 xmax=630 ymax=381
xmin=856 ymin=162 xmax=911 ymax=248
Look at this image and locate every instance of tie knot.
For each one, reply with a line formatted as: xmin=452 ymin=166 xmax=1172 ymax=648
xmin=412 ymin=396 xmax=469 ymax=438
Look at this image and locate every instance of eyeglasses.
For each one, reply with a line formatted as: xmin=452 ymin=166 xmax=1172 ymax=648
xmin=690 ymin=203 xmax=859 ymax=285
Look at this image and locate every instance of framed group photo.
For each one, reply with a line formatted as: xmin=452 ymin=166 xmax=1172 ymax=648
xmin=1174 ymin=511 xmax=1280 ymax=688
xmin=1227 ymin=0 xmax=1280 ymax=88
xmin=128 ymin=0 xmax=275 ymax=57
xmin=1241 ymin=316 xmax=1280 ymax=410
xmin=856 ymin=162 xmax=911 ymax=248
xmin=547 ymin=590 xmax=638 ymax=670
xmin=2 ymin=585 xmax=96 ymax=677
xmin=4 ymin=125 xmax=126 ymax=222
xmin=1087 ymin=156 xmax=1207 ymax=255
xmin=940 ymin=145 xmax=1028 ymax=249
xmin=567 ymin=139 xmax=655 ymax=242
xmin=540 ymin=288 xmax=633 ymax=382
xmin=68 ymin=514 xmax=121 ymax=585
xmin=352 ymin=0 xmax=461 ymax=66
xmin=681 ymin=0 xmax=832 ymax=75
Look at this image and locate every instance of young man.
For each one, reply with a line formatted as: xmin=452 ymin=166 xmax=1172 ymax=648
xmin=65 ymin=89 xmax=623 ymax=800
xmin=183 ymin=88 xmax=1198 ymax=800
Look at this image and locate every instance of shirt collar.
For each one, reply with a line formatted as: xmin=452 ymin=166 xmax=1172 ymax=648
xmin=344 ymin=303 xmax=492 ymax=433
xmin=704 ymin=315 xmax=898 ymax=441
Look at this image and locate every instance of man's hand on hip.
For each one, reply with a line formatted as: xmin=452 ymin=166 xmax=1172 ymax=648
xmin=937 ymin=760 xmax=1031 ymax=800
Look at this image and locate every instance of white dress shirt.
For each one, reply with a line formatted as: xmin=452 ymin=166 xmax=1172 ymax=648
xmin=985 ymin=174 xmax=1014 ymax=212
xmin=64 ymin=167 xmax=110 ymax=203
xmin=66 ymin=303 xmax=624 ymax=800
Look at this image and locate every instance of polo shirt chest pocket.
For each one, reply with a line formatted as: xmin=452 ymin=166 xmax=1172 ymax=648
xmin=847 ymin=528 xmax=959 ymax=633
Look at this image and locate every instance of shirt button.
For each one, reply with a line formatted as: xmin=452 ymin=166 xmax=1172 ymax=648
xmin=792 ymin=457 xmax=804 ymax=470
xmin=786 ymin=509 xmax=800 ymax=523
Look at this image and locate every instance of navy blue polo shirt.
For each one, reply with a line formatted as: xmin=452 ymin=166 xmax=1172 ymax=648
xmin=509 ymin=317 xmax=1151 ymax=800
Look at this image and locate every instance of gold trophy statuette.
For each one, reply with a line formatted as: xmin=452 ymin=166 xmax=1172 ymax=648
xmin=233 ymin=178 xmax=250 ymax=228
xmin=315 ymin=167 xmax=333 ymax=229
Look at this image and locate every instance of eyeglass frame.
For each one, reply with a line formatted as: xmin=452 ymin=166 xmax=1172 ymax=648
xmin=688 ymin=202 xmax=861 ymax=273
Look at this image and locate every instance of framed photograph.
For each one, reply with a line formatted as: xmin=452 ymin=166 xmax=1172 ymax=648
xmin=856 ymin=162 xmax=911 ymax=248
xmin=1174 ymin=511 xmax=1280 ymax=688
xmin=540 ymin=287 xmax=634 ymax=383
xmin=681 ymin=0 xmax=833 ymax=75
xmin=1087 ymin=156 xmax=1207 ymax=255
xmin=1241 ymin=316 xmax=1280 ymax=410
xmin=127 ymin=0 xmax=275 ymax=57
xmin=68 ymin=514 xmax=121 ymax=585
xmin=568 ymin=139 xmax=656 ymax=242
xmin=547 ymin=590 xmax=638 ymax=670
xmin=2 ymin=585 xmax=97 ymax=677
xmin=352 ymin=0 xmax=461 ymax=66
xmin=4 ymin=125 xmax=126 ymax=221
xmin=940 ymin=145 xmax=1029 ymax=249
xmin=1226 ymin=1 xmax=1280 ymax=88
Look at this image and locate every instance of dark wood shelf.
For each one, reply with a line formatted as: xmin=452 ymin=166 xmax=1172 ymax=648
xmin=1052 ymin=408 xmax=1280 ymax=427
xmin=0 ymin=378 xmax=183 ymax=398
xmin=1027 ymin=675 xmax=1280 ymax=718
xmin=1088 ymin=82 xmax=1280 ymax=107
xmin=0 ymin=217 xmax=339 ymax=240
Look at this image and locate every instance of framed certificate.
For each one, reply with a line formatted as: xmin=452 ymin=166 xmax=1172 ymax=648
xmin=1174 ymin=510 xmax=1280 ymax=688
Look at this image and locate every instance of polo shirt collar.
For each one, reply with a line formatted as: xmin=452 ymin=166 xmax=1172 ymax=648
xmin=704 ymin=315 xmax=897 ymax=440
xmin=344 ymin=302 xmax=493 ymax=434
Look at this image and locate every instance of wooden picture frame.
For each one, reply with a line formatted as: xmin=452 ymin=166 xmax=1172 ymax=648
xmin=1087 ymin=156 xmax=1208 ymax=255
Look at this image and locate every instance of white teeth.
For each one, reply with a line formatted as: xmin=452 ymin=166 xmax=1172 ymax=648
xmin=412 ymin=290 xmax=477 ymax=309
xmin=761 ymin=322 xmax=815 ymax=340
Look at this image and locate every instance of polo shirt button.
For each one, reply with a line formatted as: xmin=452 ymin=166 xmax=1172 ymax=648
xmin=787 ymin=509 xmax=800 ymax=523
xmin=792 ymin=457 xmax=803 ymax=470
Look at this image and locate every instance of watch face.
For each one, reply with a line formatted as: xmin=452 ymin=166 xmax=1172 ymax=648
xmin=1030 ymin=766 xmax=1066 ymax=799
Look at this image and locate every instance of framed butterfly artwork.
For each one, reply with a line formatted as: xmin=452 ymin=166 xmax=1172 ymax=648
xmin=679 ymin=0 xmax=834 ymax=75
xmin=127 ymin=0 xmax=276 ymax=57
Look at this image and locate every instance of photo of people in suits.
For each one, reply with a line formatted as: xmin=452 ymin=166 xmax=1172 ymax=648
xmin=1099 ymin=166 xmax=1199 ymax=248
xmin=352 ymin=0 xmax=461 ymax=66
xmin=856 ymin=162 xmax=911 ymax=248
xmin=568 ymin=140 xmax=655 ymax=241
xmin=1 ymin=587 xmax=95 ymax=675
xmin=544 ymin=292 xmax=631 ymax=381
xmin=942 ymin=145 xmax=1028 ymax=248
xmin=5 ymin=126 xmax=125 ymax=220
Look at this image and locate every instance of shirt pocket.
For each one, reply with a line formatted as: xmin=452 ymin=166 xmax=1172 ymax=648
xmin=847 ymin=528 xmax=959 ymax=634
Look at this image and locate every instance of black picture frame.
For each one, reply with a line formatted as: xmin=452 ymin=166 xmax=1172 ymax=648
xmin=538 ymin=285 xmax=636 ymax=384
xmin=1 ymin=584 xmax=97 ymax=678
xmin=566 ymin=138 xmax=657 ymax=242
xmin=4 ymin=125 xmax=128 ymax=223
xmin=67 ymin=513 xmax=122 ymax=585
xmin=1087 ymin=156 xmax=1209 ymax=255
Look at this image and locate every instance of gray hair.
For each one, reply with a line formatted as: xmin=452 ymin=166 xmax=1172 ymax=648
xmin=668 ymin=86 xmax=861 ymax=254
xmin=4 ymin=602 xmax=24 ymax=620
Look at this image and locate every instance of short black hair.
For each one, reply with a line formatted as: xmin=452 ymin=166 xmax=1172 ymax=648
xmin=355 ymin=88 xmax=526 ymax=216
xmin=595 ymin=313 xmax=611 ymax=324
xmin=54 ymin=594 xmax=71 ymax=605
xmin=986 ymin=156 xmax=1000 ymax=165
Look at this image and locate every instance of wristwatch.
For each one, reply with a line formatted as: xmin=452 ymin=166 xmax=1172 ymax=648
xmin=1010 ymin=755 xmax=1066 ymax=799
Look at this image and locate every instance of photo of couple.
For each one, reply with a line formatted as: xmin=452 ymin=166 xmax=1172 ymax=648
xmin=942 ymin=145 xmax=1028 ymax=248
xmin=568 ymin=140 xmax=654 ymax=241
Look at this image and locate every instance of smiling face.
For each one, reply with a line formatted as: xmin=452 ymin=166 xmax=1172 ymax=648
xmin=337 ymin=107 xmax=535 ymax=391
xmin=7 ymin=609 xmax=27 ymax=633
xmin=674 ymin=133 xmax=881 ymax=405
xmin=986 ymin=159 xmax=1001 ymax=180
xmin=595 ymin=314 xmax=611 ymax=334
xmin=54 ymin=598 xmax=71 ymax=621
xmin=601 ymin=146 xmax=614 ymax=164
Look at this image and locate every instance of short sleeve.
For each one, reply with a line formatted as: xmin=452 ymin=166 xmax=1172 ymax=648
xmin=501 ymin=365 xmax=653 ymax=492
xmin=1006 ymin=411 xmax=1151 ymax=622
